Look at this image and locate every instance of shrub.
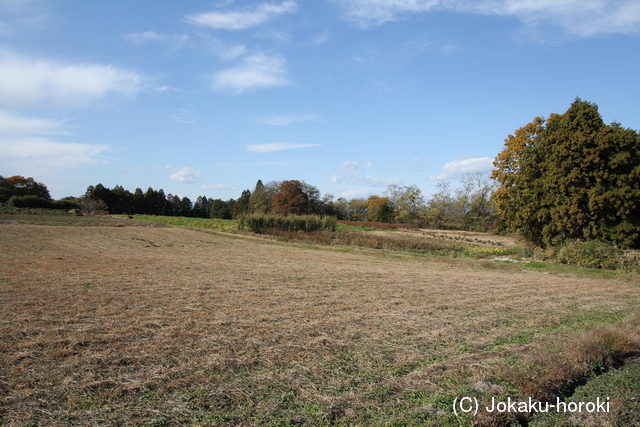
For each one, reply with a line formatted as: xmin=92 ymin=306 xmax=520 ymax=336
xmin=553 ymin=240 xmax=621 ymax=270
xmin=8 ymin=196 xmax=79 ymax=210
xmin=238 ymin=214 xmax=336 ymax=233
xmin=619 ymin=250 xmax=640 ymax=273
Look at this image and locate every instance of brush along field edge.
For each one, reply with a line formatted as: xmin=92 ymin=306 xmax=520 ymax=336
xmin=0 ymin=224 xmax=639 ymax=426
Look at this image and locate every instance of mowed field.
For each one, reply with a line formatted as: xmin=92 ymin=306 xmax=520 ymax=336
xmin=1 ymin=220 xmax=639 ymax=426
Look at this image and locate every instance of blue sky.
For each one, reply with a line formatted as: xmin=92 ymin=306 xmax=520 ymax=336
xmin=1 ymin=0 xmax=639 ymax=201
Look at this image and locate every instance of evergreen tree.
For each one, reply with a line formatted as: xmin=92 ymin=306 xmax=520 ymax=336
xmin=132 ymin=188 xmax=145 ymax=214
xmin=112 ymin=185 xmax=133 ymax=214
xmin=492 ymin=99 xmax=640 ymax=248
xmin=193 ymin=196 xmax=210 ymax=218
xmin=248 ymin=180 xmax=272 ymax=213
xmin=178 ymin=196 xmax=192 ymax=217
xmin=167 ymin=194 xmax=181 ymax=216
xmin=234 ymin=190 xmax=251 ymax=218
xmin=210 ymin=198 xmax=232 ymax=219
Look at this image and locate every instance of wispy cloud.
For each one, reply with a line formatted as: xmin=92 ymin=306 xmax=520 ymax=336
xmin=0 ymin=110 xmax=108 ymax=175
xmin=0 ymin=110 xmax=62 ymax=135
xmin=124 ymin=31 xmax=189 ymax=49
xmin=201 ymin=36 xmax=247 ymax=60
xmin=155 ymin=85 xmax=184 ymax=94
xmin=0 ymin=138 xmax=109 ymax=174
xmin=244 ymin=143 xmax=322 ymax=153
xmin=201 ymin=184 xmax=239 ymax=191
xmin=256 ymin=113 xmax=325 ymax=126
xmin=169 ymin=167 xmax=202 ymax=183
xmin=428 ymin=157 xmax=493 ymax=180
xmin=340 ymin=188 xmax=371 ymax=199
xmin=332 ymin=0 xmax=640 ymax=36
xmin=0 ymin=50 xmax=141 ymax=109
xmin=185 ymin=1 xmax=298 ymax=30
xmin=168 ymin=108 xmax=196 ymax=124
xmin=0 ymin=0 xmax=51 ymax=35
xmin=306 ymin=29 xmax=331 ymax=45
xmin=210 ymin=53 xmax=291 ymax=94
xmin=329 ymin=160 xmax=359 ymax=183
xmin=356 ymin=175 xmax=400 ymax=187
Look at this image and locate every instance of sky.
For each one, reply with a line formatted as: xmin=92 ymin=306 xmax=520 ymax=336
xmin=1 ymin=0 xmax=639 ymax=202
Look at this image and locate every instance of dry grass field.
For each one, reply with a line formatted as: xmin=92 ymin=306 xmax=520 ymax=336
xmin=1 ymin=218 xmax=639 ymax=426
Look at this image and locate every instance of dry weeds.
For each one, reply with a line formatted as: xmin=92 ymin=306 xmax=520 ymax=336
xmin=1 ymin=223 xmax=638 ymax=426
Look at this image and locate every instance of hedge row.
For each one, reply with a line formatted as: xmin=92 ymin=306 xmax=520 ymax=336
xmin=238 ymin=214 xmax=336 ymax=233
xmin=7 ymin=196 xmax=79 ymax=210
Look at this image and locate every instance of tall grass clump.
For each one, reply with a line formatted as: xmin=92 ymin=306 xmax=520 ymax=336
xmin=553 ymin=240 xmax=621 ymax=270
xmin=498 ymin=324 xmax=640 ymax=403
xmin=335 ymin=231 xmax=465 ymax=255
xmin=238 ymin=214 xmax=336 ymax=233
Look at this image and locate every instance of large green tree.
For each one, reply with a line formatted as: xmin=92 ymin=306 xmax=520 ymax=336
xmin=0 ymin=175 xmax=51 ymax=202
xmin=492 ymin=99 xmax=640 ymax=248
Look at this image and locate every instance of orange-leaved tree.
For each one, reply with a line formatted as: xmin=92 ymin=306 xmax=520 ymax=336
xmin=272 ymin=180 xmax=309 ymax=216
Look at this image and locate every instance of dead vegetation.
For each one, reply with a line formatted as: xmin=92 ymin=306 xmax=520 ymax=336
xmin=1 ymin=222 xmax=639 ymax=426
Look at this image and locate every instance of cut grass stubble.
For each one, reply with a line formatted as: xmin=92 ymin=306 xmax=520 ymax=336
xmin=0 ymin=224 xmax=639 ymax=426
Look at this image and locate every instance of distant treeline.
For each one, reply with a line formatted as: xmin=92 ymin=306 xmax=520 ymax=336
xmin=1 ymin=174 xmax=499 ymax=231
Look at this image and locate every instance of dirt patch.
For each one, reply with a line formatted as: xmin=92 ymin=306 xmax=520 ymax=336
xmin=419 ymin=228 xmax=522 ymax=247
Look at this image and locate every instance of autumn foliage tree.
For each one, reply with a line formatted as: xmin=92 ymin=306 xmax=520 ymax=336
xmin=367 ymin=195 xmax=395 ymax=222
xmin=492 ymin=99 xmax=640 ymax=248
xmin=272 ymin=180 xmax=309 ymax=216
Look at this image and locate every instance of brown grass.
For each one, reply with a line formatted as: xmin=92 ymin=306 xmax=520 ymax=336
xmin=1 ymin=223 xmax=639 ymax=426
xmin=337 ymin=220 xmax=419 ymax=230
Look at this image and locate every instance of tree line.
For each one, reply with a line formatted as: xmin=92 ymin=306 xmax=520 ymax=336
xmin=75 ymin=176 xmax=498 ymax=230
xmin=0 ymin=174 xmax=499 ymax=231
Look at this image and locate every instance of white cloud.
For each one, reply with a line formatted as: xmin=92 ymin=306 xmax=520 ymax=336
xmin=244 ymin=143 xmax=322 ymax=153
xmin=201 ymin=36 xmax=247 ymax=60
xmin=428 ymin=157 xmax=493 ymax=180
xmin=366 ymin=159 xmax=373 ymax=168
xmin=0 ymin=110 xmax=62 ymax=135
xmin=201 ymin=184 xmax=239 ymax=191
xmin=306 ymin=29 xmax=330 ymax=45
xmin=210 ymin=53 xmax=291 ymax=94
xmin=340 ymin=160 xmax=359 ymax=173
xmin=0 ymin=0 xmax=50 ymax=36
xmin=0 ymin=138 xmax=109 ymax=173
xmin=328 ymin=160 xmax=359 ymax=183
xmin=340 ymin=189 xmax=371 ymax=198
xmin=356 ymin=175 xmax=400 ymax=187
xmin=185 ymin=1 xmax=298 ymax=30
xmin=332 ymin=0 xmax=640 ymax=36
xmin=0 ymin=50 xmax=141 ymax=109
xmin=170 ymin=167 xmax=202 ymax=183
xmin=256 ymin=113 xmax=325 ymax=126
xmin=155 ymin=85 xmax=184 ymax=93
xmin=0 ymin=110 xmax=108 ymax=174
xmin=333 ymin=0 xmax=440 ymax=27
xmin=124 ymin=31 xmax=189 ymax=49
